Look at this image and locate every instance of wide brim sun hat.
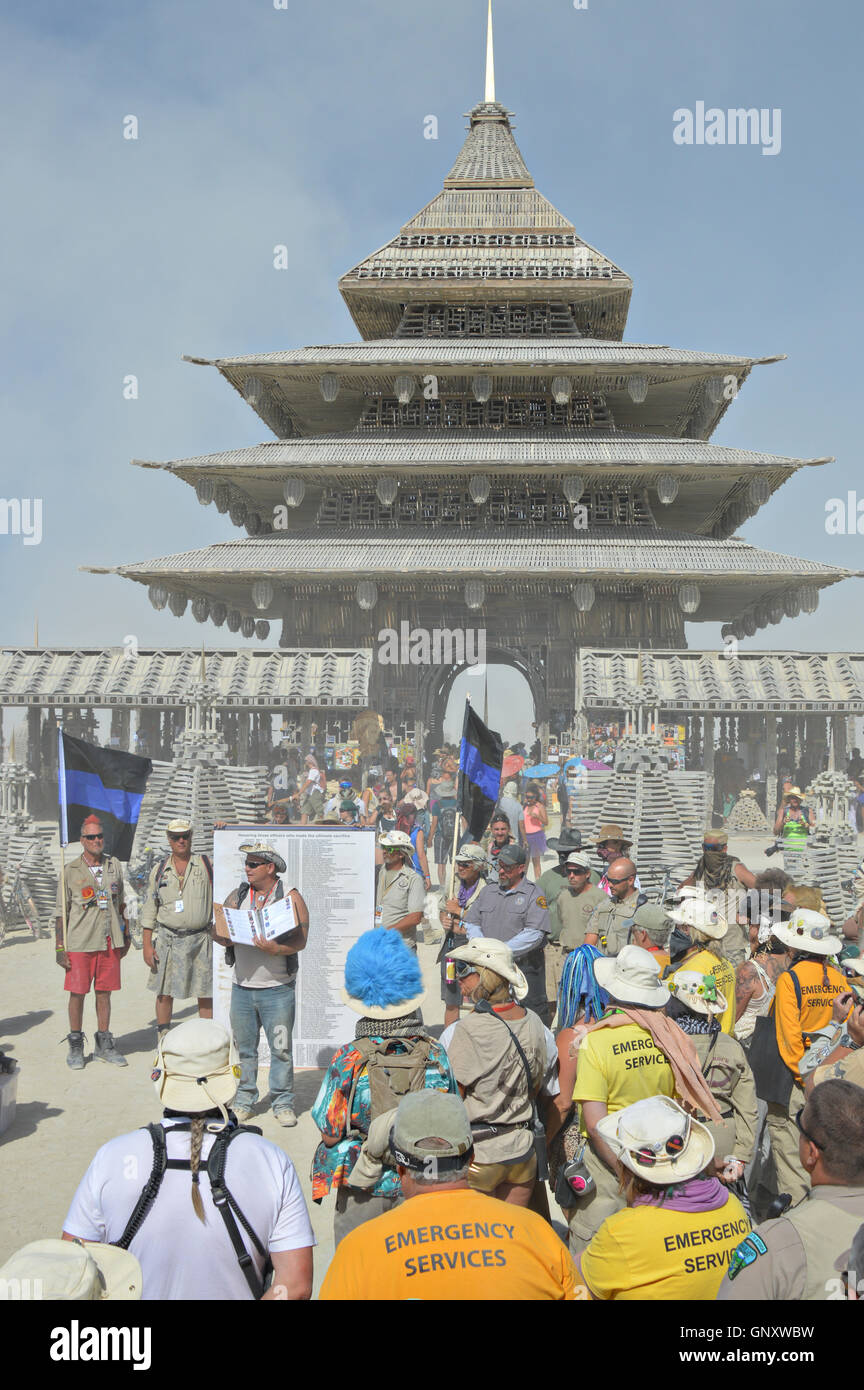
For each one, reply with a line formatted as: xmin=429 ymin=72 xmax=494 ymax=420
xmin=152 ymin=1019 xmax=239 ymax=1113
xmin=666 ymin=897 xmax=728 ymax=940
xmin=596 ymin=1096 xmax=715 ymax=1185
xmin=342 ymin=928 xmax=427 ymax=1019
xmin=238 ymin=841 xmax=287 ymax=874
xmin=592 ymin=944 xmax=670 ymax=1008
xmin=448 ymin=937 xmax=529 ymax=1001
xmin=771 ymin=908 xmax=843 ymax=957
xmin=668 ymin=969 xmax=728 ymax=1017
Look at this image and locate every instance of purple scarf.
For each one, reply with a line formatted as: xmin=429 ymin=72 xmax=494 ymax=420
xmin=457 ymin=882 xmax=473 ymax=909
xmin=632 ymin=1176 xmax=728 ymax=1214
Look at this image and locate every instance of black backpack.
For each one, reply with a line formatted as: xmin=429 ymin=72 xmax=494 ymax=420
xmin=114 ymin=1122 xmax=272 ymax=1299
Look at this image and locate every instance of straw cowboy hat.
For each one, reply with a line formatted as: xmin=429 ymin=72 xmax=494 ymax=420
xmin=593 ymin=944 xmax=670 ymax=1008
xmin=591 ymin=823 xmax=632 ymax=848
xmin=238 ymin=841 xmax=287 ymax=874
xmin=771 ymin=908 xmax=843 ymax=957
xmin=448 ymin=937 xmax=529 ymax=1001
xmin=596 ymin=1096 xmax=715 ymax=1185
xmin=782 ymin=786 xmax=805 ymax=802
xmin=667 ymin=897 xmax=728 ymax=940
xmin=668 ymin=969 xmax=727 ymax=1017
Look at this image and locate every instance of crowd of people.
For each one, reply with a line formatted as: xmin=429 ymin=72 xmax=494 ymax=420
xmin=4 ymin=753 xmax=864 ymax=1304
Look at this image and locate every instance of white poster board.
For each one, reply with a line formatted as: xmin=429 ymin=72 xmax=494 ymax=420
xmin=212 ymin=825 xmax=376 ymax=1069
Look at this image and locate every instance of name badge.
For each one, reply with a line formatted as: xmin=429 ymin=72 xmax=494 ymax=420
xmin=374 ymin=907 xmax=383 ymax=928
xmin=96 ymin=889 xmax=109 ymax=911
xmin=174 ymin=900 xmax=184 ymax=914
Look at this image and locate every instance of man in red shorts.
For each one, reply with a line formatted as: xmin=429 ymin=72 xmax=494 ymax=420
xmin=55 ymin=815 xmax=131 ymax=1069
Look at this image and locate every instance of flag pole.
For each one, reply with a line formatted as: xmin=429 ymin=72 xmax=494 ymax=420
xmin=57 ymin=718 xmax=69 ymax=953
xmin=450 ymin=698 xmax=469 ymax=899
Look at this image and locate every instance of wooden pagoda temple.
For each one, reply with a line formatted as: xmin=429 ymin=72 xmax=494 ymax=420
xmin=87 ymin=7 xmax=861 ymax=756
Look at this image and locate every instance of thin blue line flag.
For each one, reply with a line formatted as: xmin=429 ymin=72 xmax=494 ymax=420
xmin=58 ymin=731 xmax=153 ymax=861
xmin=458 ymin=701 xmax=504 ymax=842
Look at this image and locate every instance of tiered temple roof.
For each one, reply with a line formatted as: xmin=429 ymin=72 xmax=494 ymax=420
xmin=91 ymin=10 xmax=859 ymax=653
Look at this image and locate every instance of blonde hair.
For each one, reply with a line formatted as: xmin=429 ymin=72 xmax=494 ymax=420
xmin=473 ymin=967 xmax=511 ymax=1006
xmin=189 ymin=1117 xmax=207 ymax=1225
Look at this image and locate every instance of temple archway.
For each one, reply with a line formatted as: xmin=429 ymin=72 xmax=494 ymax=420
xmin=419 ymin=644 xmax=549 ymax=754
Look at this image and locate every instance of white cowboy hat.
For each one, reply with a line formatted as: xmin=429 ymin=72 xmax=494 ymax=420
xmin=668 ymin=969 xmax=727 ymax=1017
xmin=667 ymin=897 xmax=728 ymax=940
xmin=596 ymin=1096 xmax=715 ymax=1185
xmin=593 ymin=945 xmax=670 ymax=1008
xmin=238 ymin=841 xmax=287 ymax=875
xmin=447 ymin=937 xmax=529 ymax=1001
xmin=771 ymin=908 xmax=843 ymax=957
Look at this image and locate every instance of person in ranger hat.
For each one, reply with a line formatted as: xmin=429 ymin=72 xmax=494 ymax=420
xmin=441 ymin=938 xmax=561 ymax=1207
xmin=762 ymin=909 xmax=852 ymax=1205
xmin=569 ymin=946 xmax=723 ymax=1255
xmin=55 ymin=814 xmax=131 ymax=1071
xmin=140 ymin=818 xmax=214 ymax=1044
xmin=719 ymin=1079 xmax=864 ymax=1302
xmin=311 ymin=930 xmax=456 ymax=1245
xmin=466 ymin=843 xmax=551 ymax=1021
xmin=320 ymin=1090 xmax=579 ymax=1301
xmin=438 ymin=841 xmax=487 ymax=1027
xmin=61 ymin=1019 xmax=315 ymax=1300
xmin=667 ymin=970 xmax=759 ymax=1191
xmin=0 ymin=1238 xmax=142 ymax=1302
xmin=213 ymin=843 xmax=309 ymax=1128
xmin=576 ymin=1096 xmax=750 ymax=1301
xmin=375 ymin=829 xmax=426 ymax=951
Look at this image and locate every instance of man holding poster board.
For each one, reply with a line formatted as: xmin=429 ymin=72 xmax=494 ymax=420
xmin=213 ymin=841 xmax=309 ymax=1129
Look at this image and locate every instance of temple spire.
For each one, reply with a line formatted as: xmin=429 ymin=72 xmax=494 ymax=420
xmin=485 ymin=0 xmax=495 ymax=103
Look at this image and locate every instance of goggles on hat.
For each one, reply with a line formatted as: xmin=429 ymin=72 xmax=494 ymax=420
xmin=450 ymin=958 xmax=479 ymax=980
xmin=627 ymin=1113 xmax=691 ymax=1168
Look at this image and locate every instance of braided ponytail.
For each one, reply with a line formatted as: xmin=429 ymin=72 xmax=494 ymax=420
xmin=189 ymin=1117 xmax=207 ymax=1225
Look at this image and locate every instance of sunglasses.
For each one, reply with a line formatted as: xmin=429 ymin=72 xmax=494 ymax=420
xmin=82 ymin=834 xmax=104 ymax=841
xmin=606 ymin=874 xmax=634 ymax=884
xmin=245 ymin=860 xmax=267 ymax=870
xmin=168 ymin=833 xmax=190 ymax=840
xmin=795 ymin=1109 xmax=825 ymax=1150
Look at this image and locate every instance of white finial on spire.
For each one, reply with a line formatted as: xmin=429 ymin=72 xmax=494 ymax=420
xmin=485 ymin=0 xmax=496 ymax=103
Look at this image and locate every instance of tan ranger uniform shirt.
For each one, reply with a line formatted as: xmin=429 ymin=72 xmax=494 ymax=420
xmin=558 ymin=885 xmax=606 ymax=951
xmin=589 ymin=890 xmax=640 ymax=957
xmin=717 ymin=1185 xmax=864 ymax=1300
xmin=56 ymin=854 xmax=126 ymax=952
xmin=814 ymin=1047 xmax=864 ymax=1089
xmin=376 ymin=864 xmax=425 ymax=944
xmin=140 ymin=854 xmax=213 ymax=932
xmin=687 ymin=1029 xmax=759 ymax=1165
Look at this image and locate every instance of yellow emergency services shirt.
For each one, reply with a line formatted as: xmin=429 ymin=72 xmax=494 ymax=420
xmin=319 ymin=1188 xmax=578 ymax=1301
xmin=581 ymin=1191 xmax=750 ymax=1300
xmin=679 ymin=949 xmax=736 ymax=1035
xmin=775 ymin=958 xmax=850 ymax=1081
xmin=55 ymin=854 xmax=126 ymax=952
xmin=572 ymin=1018 xmax=675 ymax=1133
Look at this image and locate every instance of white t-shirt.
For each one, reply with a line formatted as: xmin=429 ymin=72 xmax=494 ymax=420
xmin=440 ymin=1015 xmax=560 ymax=1098
xmin=63 ymin=1119 xmax=315 ymax=1300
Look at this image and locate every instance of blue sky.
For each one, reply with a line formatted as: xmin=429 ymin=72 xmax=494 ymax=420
xmin=1 ymin=0 xmax=861 ymax=744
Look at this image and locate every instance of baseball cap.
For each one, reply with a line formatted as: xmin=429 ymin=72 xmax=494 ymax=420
xmin=166 ymin=817 xmax=193 ymax=835
xmin=498 ymin=843 xmax=528 ymax=868
xmin=0 ymin=1238 xmax=142 ymax=1301
xmin=565 ymin=851 xmax=592 ymax=872
xmin=389 ymin=1091 xmax=473 ymax=1172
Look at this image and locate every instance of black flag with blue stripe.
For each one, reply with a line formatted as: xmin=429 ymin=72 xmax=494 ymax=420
xmin=58 ymin=731 xmax=152 ymax=861
xmin=458 ymin=702 xmax=504 ymax=843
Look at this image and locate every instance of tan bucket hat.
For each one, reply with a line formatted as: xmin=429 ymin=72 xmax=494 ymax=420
xmin=593 ymin=945 xmax=670 ymax=1008
xmin=448 ymin=937 xmax=529 ymax=1001
xmin=596 ymin=1096 xmax=715 ymax=1185
xmin=152 ymin=1019 xmax=239 ymax=1114
xmin=0 ymin=1238 xmax=142 ymax=1301
xmin=592 ymin=823 xmax=632 ymax=847
xmin=771 ymin=908 xmax=843 ymax=957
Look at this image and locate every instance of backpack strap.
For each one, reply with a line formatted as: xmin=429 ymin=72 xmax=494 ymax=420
xmin=200 ymin=854 xmax=214 ymax=887
xmin=207 ymin=1126 xmax=272 ymax=1301
xmin=113 ymin=1123 xmax=168 ymax=1251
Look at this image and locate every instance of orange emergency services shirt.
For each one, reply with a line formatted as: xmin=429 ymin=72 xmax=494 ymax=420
xmin=774 ymin=958 xmax=849 ymax=1081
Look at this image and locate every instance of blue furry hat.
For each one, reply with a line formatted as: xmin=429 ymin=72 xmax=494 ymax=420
xmin=342 ymin=929 xmax=426 ymax=1019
